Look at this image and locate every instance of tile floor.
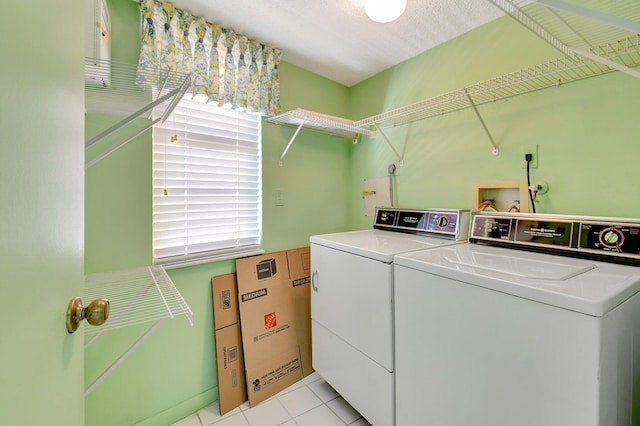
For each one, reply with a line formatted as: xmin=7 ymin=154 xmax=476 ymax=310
xmin=172 ymin=372 xmax=371 ymax=426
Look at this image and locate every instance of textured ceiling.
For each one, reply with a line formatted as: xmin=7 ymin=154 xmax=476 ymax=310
xmin=167 ymin=0 xmax=514 ymax=86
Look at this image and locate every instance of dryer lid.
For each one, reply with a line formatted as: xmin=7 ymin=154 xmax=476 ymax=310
xmin=394 ymin=243 xmax=640 ymax=316
xmin=310 ymin=229 xmax=460 ymax=263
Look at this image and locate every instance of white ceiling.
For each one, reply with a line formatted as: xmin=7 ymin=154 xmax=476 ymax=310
xmin=168 ymin=0 xmax=513 ymax=87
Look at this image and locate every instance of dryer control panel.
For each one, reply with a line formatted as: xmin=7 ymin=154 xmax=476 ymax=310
xmin=374 ymin=208 xmax=470 ymax=240
xmin=471 ymin=212 xmax=640 ymax=263
xmin=578 ymin=222 xmax=640 ymax=256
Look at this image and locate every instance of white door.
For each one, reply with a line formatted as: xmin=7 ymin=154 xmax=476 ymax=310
xmin=0 ymin=0 xmax=85 ymax=424
xmin=310 ymin=243 xmax=394 ymax=369
xmin=310 ymin=243 xmax=396 ymax=426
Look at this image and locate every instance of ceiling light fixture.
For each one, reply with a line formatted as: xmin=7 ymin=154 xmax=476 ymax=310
xmin=365 ymin=0 xmax=407 ymax=23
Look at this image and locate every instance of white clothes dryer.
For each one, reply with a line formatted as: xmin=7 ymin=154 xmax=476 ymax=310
xmin=310 ymin=208 xmax=469 ymax=426
xmin=394 ymin=212 xmax=640 ymax=426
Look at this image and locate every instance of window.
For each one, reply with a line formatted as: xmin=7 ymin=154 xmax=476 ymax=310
xmin=152 ymin=95 xmax=262 ymax=266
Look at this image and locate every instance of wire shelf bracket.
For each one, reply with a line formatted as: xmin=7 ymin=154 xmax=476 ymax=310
xmin=83 ymin=265 xmax=193 ymax=396
xmin=267 ymin=108 xmax=375 ymax=165
xmin=465 ymin=89 xmax=500 ymax=156
xmin=373 ymin=123 xmax=406 ymax=165
xmin=279 ymin=121 xmax=306 ymax=166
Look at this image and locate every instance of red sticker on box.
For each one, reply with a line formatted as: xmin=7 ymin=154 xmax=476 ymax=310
xmin=264 ymin=312 xmax=277 ymax=329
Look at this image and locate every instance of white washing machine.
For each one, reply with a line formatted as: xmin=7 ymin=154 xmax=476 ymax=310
xmin=310 ymin=208 xmax=469 ymax=426
xmin=394 ymin=212 xmax=640 ymax=426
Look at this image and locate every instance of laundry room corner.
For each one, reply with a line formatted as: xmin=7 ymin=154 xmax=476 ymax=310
xmin=261 ymin=61 xmax=354 ymax=253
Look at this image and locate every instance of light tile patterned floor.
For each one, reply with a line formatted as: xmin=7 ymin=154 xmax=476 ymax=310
xmin=173 ymin=372 xmax=371 ymax=426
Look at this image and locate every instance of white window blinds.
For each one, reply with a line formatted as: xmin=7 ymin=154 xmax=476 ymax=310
xmin=152 ymin=96 xmax=262 ymax=265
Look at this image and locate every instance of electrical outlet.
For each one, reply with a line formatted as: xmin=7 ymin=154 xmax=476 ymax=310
xmin=521 ymin=144 xmax=539 ymax=169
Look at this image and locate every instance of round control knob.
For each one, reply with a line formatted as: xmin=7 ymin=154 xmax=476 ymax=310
xmin=437 ymin=216 xmax=449 ymax=228
xmin=598 ymin=227 xmax=624 ymax=249
xmin=604 ymin=231 xmax=619 ymax=245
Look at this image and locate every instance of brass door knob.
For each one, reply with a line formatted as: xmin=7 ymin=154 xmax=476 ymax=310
xmin=66 ymin=297 xmax=110 ymax=334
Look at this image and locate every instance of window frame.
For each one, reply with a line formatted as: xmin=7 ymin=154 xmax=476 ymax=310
xmin=151 ymin=95 xmax=263 ymax=267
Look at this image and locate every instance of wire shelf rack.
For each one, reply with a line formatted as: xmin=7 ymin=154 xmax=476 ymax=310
xmin=261 ymin=2 xmax=640 ymax=161
xmin=503 ymin=0 xmax=640 ymax=56
xmin=83 ymin=265 xmax=193 ymax=337
xmin=85 ymin=57 xmax=190 ymax=118
xmin=267 ymin=108 xmax=374 ymax=137
xmin=356 ymin=34 xmax=640 ymax=129
xmin=267 ymin=108 xmax=375 ymax=164
xmin=85 ymin=58 xmax=191 ymax=169
xmin=83 ymin=265 xmax=193 ymax=396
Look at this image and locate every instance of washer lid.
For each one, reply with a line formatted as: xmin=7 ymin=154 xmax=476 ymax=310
xmin=394 ymin=243 xmax=640 ymax=316
xmin=310 ymin=229 xmax=459 ymax=263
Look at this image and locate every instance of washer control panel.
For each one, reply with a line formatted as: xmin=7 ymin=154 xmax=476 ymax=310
xmin=374 ymin=208 xmax=470 ymax=240
xmin=471 ymin=212 xmax=640 ymax=262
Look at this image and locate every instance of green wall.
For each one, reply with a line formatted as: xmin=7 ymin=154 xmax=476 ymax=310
xmin=347 ymin=17 xmax=640 ymax=230
xmin=86 ymin=2 xmax=640 ymax=425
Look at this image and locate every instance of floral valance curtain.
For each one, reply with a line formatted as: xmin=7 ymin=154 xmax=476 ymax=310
xmin=136 ymin=0 xmax=281 ymax=116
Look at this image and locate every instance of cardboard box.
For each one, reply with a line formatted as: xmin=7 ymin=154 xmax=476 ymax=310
xmin=236 ymin=251 xmax=304 ymax=406
xmin=286 ymin=247 xmax=314 ymax=378
xmin=213 ymin=273 xmax=240 ymax=329
xmin=212 ymin=273 xmax=247 ymax=415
